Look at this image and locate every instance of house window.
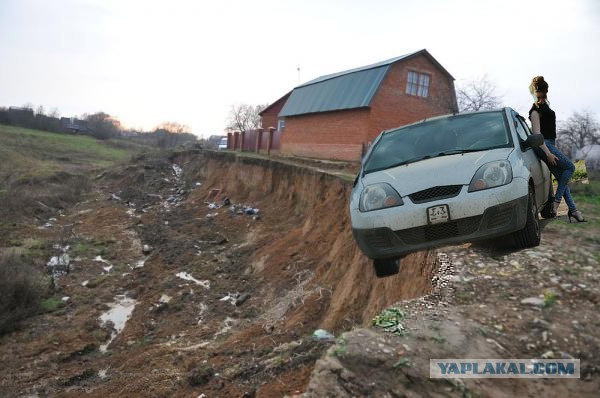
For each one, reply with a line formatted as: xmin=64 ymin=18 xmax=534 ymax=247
xmin=277 ymin=118 xmax=286 ymax=132
xmin=406 ymin=71 xmax=430 ymax=97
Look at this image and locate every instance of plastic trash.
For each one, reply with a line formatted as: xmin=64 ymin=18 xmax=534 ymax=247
xmin=312 ymin=329 xmax=335 ymax=342
xmin=235 ymin=293 xmax=250 ymax=306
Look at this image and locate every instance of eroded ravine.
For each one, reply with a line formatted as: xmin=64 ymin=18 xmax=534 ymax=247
xmin=0 ymin=150 xmax=439 ymax=397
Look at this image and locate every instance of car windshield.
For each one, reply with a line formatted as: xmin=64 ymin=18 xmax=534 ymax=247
xmin=363 ymin=111 xmax=512 ymax=173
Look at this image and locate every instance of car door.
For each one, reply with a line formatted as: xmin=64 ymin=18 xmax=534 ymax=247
xmin=512 ymin=111 xmax=550 ymax=207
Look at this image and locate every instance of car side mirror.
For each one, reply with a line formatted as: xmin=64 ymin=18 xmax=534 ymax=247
xmin=523 ymin=133 xmax=544 ymax=149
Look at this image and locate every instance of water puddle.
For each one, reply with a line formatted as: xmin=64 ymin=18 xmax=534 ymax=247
xmin=98 ymin=368 xmax=108 ymax=379
xmin=176 ymin=272 xmax=210 ymax=289
xmin=99 ymin=295 xmax=137 ymax=352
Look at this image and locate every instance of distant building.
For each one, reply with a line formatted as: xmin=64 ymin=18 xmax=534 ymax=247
xmin=60 ymin=117 xmax=89 ymax=133
xmin=266 ymin=49 xmax=457 ymax=161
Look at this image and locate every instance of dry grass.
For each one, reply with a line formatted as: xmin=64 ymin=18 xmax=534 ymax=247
xmin=0 ymin=253 xmax=47 ymax=335
xmin=1 ymin=172 xmax=91 ymax=222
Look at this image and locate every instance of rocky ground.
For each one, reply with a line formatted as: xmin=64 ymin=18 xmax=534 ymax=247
xmin=302 ymin=197 xmax=600 ymax=397
xmin=1 ymin=150 xmax=598 ymax=397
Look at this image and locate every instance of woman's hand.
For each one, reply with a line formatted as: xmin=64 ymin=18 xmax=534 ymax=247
xmin=546 ymin=153 xmax=559 ymax=166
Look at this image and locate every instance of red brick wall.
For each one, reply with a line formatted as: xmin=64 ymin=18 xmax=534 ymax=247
xmin=260 ymin=93 xmax=290 ymax=130
xmin=261 ymin=109 xmax=279 ymax=131
xmin=368 ymin=55 xmax=457 ymax=141
xmin=281 ymin=108 xmax=371 ymax=160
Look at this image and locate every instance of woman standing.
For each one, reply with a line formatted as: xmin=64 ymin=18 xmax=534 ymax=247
xmin=528 ymin=76 xmax=585 ymax=222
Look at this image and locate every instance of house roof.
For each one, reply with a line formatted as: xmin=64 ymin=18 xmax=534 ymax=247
xmin=259 ymin=91 xmax=292 ymax=116
xmin=279 ymin=49 xmax=454 ymax=118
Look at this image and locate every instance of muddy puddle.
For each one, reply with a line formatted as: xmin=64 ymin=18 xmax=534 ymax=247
xmin=99 ymin=295 xmax=138 ymax=353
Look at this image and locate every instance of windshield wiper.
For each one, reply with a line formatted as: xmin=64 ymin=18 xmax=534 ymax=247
xmin=437 ymin=148 xmax=487 ymax=156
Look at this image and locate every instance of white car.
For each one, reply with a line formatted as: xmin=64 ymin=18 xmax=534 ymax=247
xmin=350 ymin=108 xmax=554 ymax=277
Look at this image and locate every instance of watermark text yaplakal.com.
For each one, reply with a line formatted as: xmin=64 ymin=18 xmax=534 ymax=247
xmin=430 ymin=359 xmax=580 ymax=379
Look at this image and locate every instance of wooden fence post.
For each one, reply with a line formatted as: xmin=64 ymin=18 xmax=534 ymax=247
xmin=257 ymin=128 xmax=264 ymax=153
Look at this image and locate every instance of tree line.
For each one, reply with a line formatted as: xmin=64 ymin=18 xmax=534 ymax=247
xmin=0 ymin=105 xmax=197 ymax=149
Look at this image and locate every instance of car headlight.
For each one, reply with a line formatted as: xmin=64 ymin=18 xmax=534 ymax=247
xmin=468 ymin=161 xmax=513 ymax=192
xmin=359 ymin=183 xmax=403 ymax=212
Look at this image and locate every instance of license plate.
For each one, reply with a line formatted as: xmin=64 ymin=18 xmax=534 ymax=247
xmin=427 ymin=205 xmax=449 ymax=224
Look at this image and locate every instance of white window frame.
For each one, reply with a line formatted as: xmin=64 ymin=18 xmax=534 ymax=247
xmin=277 ymin=118 xmax=286 ymax=132
xmin=406 ymin=71 xmax=430 ymax=97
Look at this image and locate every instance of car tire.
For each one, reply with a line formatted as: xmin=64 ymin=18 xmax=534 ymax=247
xmin=373 ymin=258 xmax=400 ymax=277
xmin=540 ymin=184 xmax=556 ymax=219
xmin=514 ymin=186 xmax=541 ymax=248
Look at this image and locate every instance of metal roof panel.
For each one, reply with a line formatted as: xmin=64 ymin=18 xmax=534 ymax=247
xmin=279 ymin=65 xmax=389 ymax=117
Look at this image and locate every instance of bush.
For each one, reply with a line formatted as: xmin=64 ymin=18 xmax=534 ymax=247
xmin=572 ymin=160 xmax=588 ymax=181
xmin=0 ymin=253 xmax=46 ymax=335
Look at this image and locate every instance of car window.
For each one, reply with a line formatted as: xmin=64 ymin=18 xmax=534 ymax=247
xmin=512 ymin=113 xmax=529 ymax=142
xmin=363 ymin=111 xmax=511 ymax=173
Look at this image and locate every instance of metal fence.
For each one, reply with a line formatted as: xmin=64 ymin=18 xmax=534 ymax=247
xmin=228 ymin=128 xmax=281 ymax=155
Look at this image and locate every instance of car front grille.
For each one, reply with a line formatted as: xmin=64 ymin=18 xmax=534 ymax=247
xmin=408 ymin=185 xmax=463 ymax=204
xmin=395 ymin=215 xmax=482 ymax=244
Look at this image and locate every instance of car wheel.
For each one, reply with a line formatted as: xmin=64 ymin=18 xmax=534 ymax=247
xmin=373 ymin=258 xmax=400 ymax=277
xmin=514 ymin=186 xmax=541 ymax=248
xmin=540 ymin=184 xmax=556 ymax=219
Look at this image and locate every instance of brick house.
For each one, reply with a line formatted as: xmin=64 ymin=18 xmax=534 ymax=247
xmin=273 ymin=49 xmax=457 ymax=161
xmin=258 ymin=91 xmax=291 ymax=131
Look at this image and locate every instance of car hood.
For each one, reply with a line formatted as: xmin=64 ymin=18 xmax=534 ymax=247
xmin=360 ymin=148 xmax=514 ymax=196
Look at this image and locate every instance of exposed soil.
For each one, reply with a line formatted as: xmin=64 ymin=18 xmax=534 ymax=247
xmin=1 ymin=150 xmax=598 ymax=397
xmin=0 ymin=150 xmax=435 ymax=397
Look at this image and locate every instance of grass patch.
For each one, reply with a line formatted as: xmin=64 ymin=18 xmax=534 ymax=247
xmin=40 ymin=297 xmax=65 ymax=313
xmin=543 ymin=291 xmax=558 ymax=308
xmin=0 ymin=124 xmax=132 ymax=181
xmin=572 ymin=160 xmax=588 ymax=181
xmin=393 ymin=357 xmax=413 ymax=369
xmin=71 ymin=238 xmax=110 ymax=257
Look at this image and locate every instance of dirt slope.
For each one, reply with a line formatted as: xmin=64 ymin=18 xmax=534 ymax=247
xmin=4 ymin=150 xmax=597 ymax=397
xmin=0 ymin=150 xmax=437 ymax=397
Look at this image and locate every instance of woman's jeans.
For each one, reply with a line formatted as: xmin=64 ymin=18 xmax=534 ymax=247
xmin=544 ymin=139 xmax=577 ymax=211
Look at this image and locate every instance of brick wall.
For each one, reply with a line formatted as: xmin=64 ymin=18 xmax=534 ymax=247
xmin=260 ymin=92 xmax=290 ymax=130
xmin=368 ymin=54 xmax=457 ymax=140
xmin=261 ymin=109 xmax=279 ymax=131
xmin=281 ymin=108 xmax=371 ymax=160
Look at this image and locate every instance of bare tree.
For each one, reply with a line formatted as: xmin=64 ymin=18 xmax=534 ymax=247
xmin=226 ymin=103 xmax=268 ymax=132
xmin=152 ymin=122 xmax=196 ymax=149
xmin=155 ymin=121 xmax=191 ymax=134
xmin=456 ymin=76 xmax=503 ymax=112
xmin=557 ymin=110 xmax=600 ymax=157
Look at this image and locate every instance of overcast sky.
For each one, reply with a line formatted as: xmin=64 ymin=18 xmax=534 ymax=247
xmin=1 ymin=0 xmax=599 ymax=137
